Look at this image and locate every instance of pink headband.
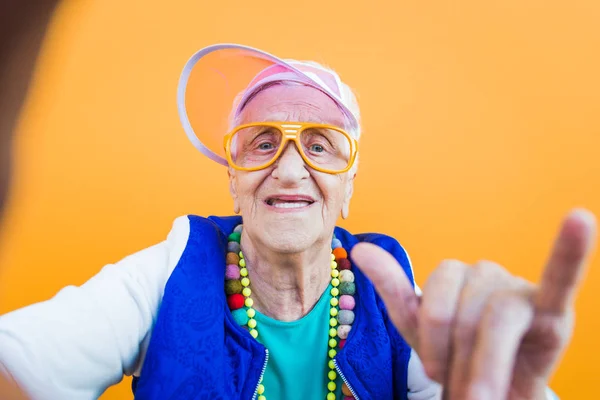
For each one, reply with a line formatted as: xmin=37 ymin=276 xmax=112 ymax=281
xmin=233 ymin=62 xmax=348 ymax=123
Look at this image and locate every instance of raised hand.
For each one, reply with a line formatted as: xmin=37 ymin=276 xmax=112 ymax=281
xmin=352 ymin=209 xmax=596 ymax=400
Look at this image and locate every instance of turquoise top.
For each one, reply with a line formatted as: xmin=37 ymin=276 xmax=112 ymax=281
xmin=253 ymin=284 xmax=343 ymax=400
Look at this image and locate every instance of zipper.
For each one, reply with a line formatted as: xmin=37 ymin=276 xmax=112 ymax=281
xmin=333 ymin=358 xmax=360 ymax=400
xmin=251 ymin=349 xmax=269 ymax=400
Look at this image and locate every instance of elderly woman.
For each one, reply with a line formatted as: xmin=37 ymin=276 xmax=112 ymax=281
xmin=0 ymin=44 xmax=595 ymax=400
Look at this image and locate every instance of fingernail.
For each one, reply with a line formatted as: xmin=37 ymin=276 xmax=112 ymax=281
xmin=570 ymin=208 xmax=596 ymax=227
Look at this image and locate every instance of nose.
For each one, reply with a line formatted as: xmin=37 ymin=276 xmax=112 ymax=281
xmin=271 ymin=142 xmax=309 ymax=184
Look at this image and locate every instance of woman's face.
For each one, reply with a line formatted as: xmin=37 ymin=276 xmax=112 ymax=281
xmin=228 ymin=84 xmax=356 ymax=253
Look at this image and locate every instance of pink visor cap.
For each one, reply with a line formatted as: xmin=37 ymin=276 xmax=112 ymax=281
xmin=176 ymin=43 xmax=360 ymax=166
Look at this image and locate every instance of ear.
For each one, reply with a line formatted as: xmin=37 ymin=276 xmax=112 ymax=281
xmin=228 ymin=169 xmax=240 ymax=214
xmin=341 ymin=172 xmax=356 ymax=219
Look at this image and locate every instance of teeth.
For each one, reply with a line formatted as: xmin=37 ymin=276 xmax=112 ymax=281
xmin=271 ymin=201 xmax=310 ymax=209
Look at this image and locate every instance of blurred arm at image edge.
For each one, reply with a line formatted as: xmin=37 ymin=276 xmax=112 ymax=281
xmin=0 ymin=1 xmax=61 ymax=398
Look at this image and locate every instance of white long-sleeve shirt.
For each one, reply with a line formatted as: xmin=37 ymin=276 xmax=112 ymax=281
xmin=0 ymin=216 xmax=555 ymax=399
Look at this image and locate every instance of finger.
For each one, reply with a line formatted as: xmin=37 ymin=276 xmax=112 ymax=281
xmin=351 ymin=242 xmax=420 ymax=347
xmin=466 ymin=291 xmax=534 ymax=400
xmin=417 ymin=260 xmax=469 ymax=384
xmin=537 ymin=208 xmax=597 ymax=314
xmin=447 ymin=261 xmax=518 ymax=399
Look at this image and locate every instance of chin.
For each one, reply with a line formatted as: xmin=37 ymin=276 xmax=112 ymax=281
xmin=266 ymin=226 xmax=314 ymax=253
xmin=242 ymin=206 xmax=335 ymax=253
xmin=260 ymin=217 xmax=321 ymax=253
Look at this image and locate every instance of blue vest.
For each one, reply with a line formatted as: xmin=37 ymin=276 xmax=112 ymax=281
xmin=132 ymin=215 xmax=415 ymax=400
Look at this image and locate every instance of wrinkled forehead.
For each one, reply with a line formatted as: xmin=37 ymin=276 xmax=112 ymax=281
xmin=236 ymin=84 xmax=348 ymax=128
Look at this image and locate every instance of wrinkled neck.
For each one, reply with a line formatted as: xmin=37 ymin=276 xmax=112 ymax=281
xmin=239 ymin=232 xmax=332 ymax=321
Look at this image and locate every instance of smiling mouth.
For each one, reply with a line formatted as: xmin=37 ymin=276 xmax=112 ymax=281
xmin=265 ymin=197 xmax=315 ymax=209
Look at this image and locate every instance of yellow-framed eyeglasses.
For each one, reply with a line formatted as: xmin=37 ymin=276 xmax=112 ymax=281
xmin=223 ymin=122 xmax=358 ymax=174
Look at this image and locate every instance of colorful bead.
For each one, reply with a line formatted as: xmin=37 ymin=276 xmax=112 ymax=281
xmin=224 ymin=224 xmax=358 ymax=400
xmin=228 ymin=232 xmax=241 ymax=243
xmin=231 ymin=308 xmax=249 ymax=325
xmin=333 ymin=247 xmax=348 ymax=260
xmin=342 ymin=383 xmax=353 ymax=396
xmin=337 ymin=325 xmax=352 ymax=339
xmin=225 ymin=264 xmax=241 ymax=280
xmin=227 ymin=294 xmax=244 ymax=310
xmin=339 ymin=270 xmax=354 ymax=283
xmin=339 ymin=282 xmax=356 ymax=295
xmin=339 ymin=295 xmax=355 ymax=310
xmin=226 ymin=252 xmax=240 ymax=265
xmin=338 ymin=310 xmax=355 ymax=325
xmin=337 ymin=258 xmax=351 ymax=270
xmin=227 ymin=241 xmax=241 ymax=253
xmin=225 ymin=280 xmax=242 ymax=295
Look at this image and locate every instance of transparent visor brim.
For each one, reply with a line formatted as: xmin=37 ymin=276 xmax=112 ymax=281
xmin=179 ymin=46 xmax=284 ymax=165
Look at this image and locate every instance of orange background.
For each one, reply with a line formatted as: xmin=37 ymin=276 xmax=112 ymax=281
xmin=1 ymin=0 xmax=599 ymax=398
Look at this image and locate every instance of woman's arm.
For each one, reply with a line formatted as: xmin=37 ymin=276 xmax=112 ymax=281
xmin=0 ymin=1 xmax=61 ymax=210
xmin=0 ymin=216 xmax=190 ymax=399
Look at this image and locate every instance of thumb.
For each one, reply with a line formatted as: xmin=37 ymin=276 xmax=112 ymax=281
xmin=351 ymin=242 xmax=420 ymax=348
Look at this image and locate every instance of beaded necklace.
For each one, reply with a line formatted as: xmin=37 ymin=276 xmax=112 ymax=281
xmin=224 ymin=225 xmax=357 ymax=400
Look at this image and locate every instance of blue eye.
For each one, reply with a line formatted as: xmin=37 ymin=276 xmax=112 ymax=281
xmin=310 ymin=144 xmax=325 ymax=153
xmin=259 ymin=143 xmax=275 ymax=150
